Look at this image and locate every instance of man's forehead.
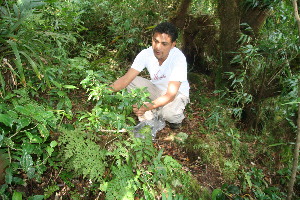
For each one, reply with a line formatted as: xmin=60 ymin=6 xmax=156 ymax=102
xmin=152 ymin=32 xmax=173 ymax=42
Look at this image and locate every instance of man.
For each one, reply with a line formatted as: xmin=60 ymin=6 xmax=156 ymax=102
xmin=110 ymin=22 xmax=190 ymax=129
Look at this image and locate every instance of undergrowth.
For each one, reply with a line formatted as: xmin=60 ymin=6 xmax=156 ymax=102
xmin=58 ymin=127 xmax=201 ymax=199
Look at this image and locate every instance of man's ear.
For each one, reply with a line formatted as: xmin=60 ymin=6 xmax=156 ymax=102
xmin=172 ymin=41 xmax=176 ymax=48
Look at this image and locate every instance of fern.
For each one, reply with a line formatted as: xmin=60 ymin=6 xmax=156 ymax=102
xmin=105 ymin=165 xmax=137 ymax=200
xmin=58 ymin=128 xmax=107 ymax=182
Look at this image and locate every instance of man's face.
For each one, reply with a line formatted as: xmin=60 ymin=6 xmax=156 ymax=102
xmin=152 ymin=32 xmax=176 ymax=65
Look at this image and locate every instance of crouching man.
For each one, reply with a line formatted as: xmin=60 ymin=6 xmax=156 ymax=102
xmin=109 ymin=22 xmax=190 ymax=129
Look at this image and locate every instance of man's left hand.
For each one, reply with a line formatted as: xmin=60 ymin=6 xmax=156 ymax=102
xmin=132 ymin=103 xmax=151 ymax=116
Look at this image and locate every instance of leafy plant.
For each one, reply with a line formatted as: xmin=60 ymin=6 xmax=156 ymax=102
xmin=212 ymin=167 xmax=287 ymax=199
xmin=0 ymin=89 xmax=58 ymax=199
xmin=58 ymin=126 xmax=201 ymax=199
xmin=79 ymin=70 xmax=151 ymax=131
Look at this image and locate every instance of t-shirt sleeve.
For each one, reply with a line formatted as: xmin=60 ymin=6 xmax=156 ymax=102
xmin=131 ymin=49 xmax=147 ymax=72
xmin=169 ymin=56 xmax=187 ymax=82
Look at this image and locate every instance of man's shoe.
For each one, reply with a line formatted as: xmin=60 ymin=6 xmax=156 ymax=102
xmin=169 ymin=123 xmax=182 ymax=129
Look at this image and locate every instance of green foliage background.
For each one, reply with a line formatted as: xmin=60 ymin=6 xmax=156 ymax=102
xmin=0 ymin=0 xmax=299 ymax=199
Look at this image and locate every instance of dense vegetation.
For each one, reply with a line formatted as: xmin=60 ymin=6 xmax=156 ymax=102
xmin=0 ymin=0 xmax=299 ymax=199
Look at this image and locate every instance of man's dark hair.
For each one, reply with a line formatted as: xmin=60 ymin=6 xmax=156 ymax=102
xmin=153 ymin=22 xmax=178 ymax=42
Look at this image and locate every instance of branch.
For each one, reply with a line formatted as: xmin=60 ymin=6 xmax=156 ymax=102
xmin=293 ymin=0 xmax=300 ymax=35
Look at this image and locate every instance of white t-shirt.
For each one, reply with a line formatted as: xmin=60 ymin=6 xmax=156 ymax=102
xmin=131 ymin=47 xmax=190 ymax=97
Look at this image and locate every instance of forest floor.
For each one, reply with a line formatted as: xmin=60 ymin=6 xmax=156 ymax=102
xmin=152 ymin=87 xmax=225 ymax=194
xmin=154 ymin=120 xmax=224 ymax=192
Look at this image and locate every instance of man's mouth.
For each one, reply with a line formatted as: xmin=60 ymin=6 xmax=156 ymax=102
xmin=155 ymin=51 xmax=161 ymax=56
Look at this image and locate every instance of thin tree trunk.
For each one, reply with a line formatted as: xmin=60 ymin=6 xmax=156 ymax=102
xmin=287 ymin=1 xmax=300 ymax=199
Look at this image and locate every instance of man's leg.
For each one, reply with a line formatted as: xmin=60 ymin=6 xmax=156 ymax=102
xmin=127 ymin=76 xmax=163 ymax=100
xmin=159 ymin=93 xmax=189 ymax=124
xmin=127 ymin=76 xmax=189 ymax=124
xmin=127 ymin=76 xmax=163 ymax=121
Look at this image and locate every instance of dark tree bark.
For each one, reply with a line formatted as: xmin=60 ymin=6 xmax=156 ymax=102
xmin=170 ymin=0 xmax=218 ymax=74
xmin=169 ymin=0 xmax=192 ymax=29
xmin=241 ymin=6 xmax=272 ymax=36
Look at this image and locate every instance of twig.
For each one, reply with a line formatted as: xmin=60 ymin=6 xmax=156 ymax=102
xmin=99 ymin=128 xmax=127 ymax=133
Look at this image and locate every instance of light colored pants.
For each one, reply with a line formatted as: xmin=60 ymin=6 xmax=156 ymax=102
xmin=127 ymin=76 xmax=189 ymax=124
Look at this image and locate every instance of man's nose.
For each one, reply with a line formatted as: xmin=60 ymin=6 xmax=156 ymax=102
xmin=155 ymin=43 xmax=162 ymax=50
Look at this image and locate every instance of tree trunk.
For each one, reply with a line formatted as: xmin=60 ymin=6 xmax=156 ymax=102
xmin=241 ymin=6 xmax=271 ymax=36
xmin=287 ymin=1 xmax=300 ymax=199
xmin=169 ymin=0 xmax=192 ymax=29
xmin=170 ymin=0 xmax=218 ymax=74
xmin=217 ymin=0 xmax=241 ymax=72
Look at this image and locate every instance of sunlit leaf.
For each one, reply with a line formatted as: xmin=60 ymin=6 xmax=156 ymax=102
xmin=12 ymin=191 xmax=22 ymax=200
xmin=0 ymin=114 xmax=14 ymax=127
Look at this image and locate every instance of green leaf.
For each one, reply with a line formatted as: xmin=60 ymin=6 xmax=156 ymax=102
xmin=99 ymin=182 xmax=108 ymax=192
xmin=22 ymin=142 xmax=35 ymax=154
xmin=212 ymin=189 xmax=225 ymax=200
xmin=46 ymin=146 xmax=54 ymax=156
xmin=7 ymin=110 xmax=18 ymax=119
xmin=20 ymin=153 xmax=33 ymax=172
xmin=50 ymin=140 xmax=58 ymax=148
xmin=4 ymin=137 xmax=14 ymax=148
xmin=227 ymin=185 xmax=240 ymax=194
xmin=0 ymin=135 xmax=4 ymax=147
xmin=16 ymin=118 xmax=31 ymax=132
xmin=27 ymin=167 xmax=36 ymax=179
xmin=15 ymin=105 xmax=31 ymax=116
xmin=57 ymin=91 xmax=66 ymax=97
xmin=7 ymin=40 xmax=26 ymax=85
xmin=12 ymin=191 xmax=22 ymax=200
xmin=37 ymin=124 xmax=49 ymax=138
xmin=63 ymin=85 xmax=78 ymax=89
xmin=5 ymin=167 xmax=13 ymax=184
xmin=27 ymin=195 xmax=45 ymax=200
xmin=0 ymin=114 xmax=14 ymax=127
xmin=19 ymin=51 xmax=42 ymax=80
xmin=25 ymin=131 xmax=43 ymax=143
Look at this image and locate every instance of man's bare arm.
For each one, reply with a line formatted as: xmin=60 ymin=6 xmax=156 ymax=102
xmin=109 ymin=68 xmax=140 ymax=91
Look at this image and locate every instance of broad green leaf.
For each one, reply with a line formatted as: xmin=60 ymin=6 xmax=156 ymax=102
xmin=12 ymin=191 xmax=22 ymax=200
xmin=16 ymin=118 xmax=31 ymax=132
xmin=27 ymin=167 xmax=36 ymax=179
xmin=7 ymin=110 xmax=18 ymax=119
xmin=22 ymin=142 xmax=35 ymax=154
xmin=0 ymin=114 xmax=14 ymax=127
xmin=212 ymin=189 xmax=225 ymax=200
xmin=20 ymin=153 xmax=33 ymax=172
xmin=15 ymin=105 xmax=31 ymax=116
xmin=37 ymin=124 xmax=49 ymax=138
xmin=50 ymin=140 xmax=58 ymax=148
xmin=25 ymin=131 xmax=43 ymax=143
